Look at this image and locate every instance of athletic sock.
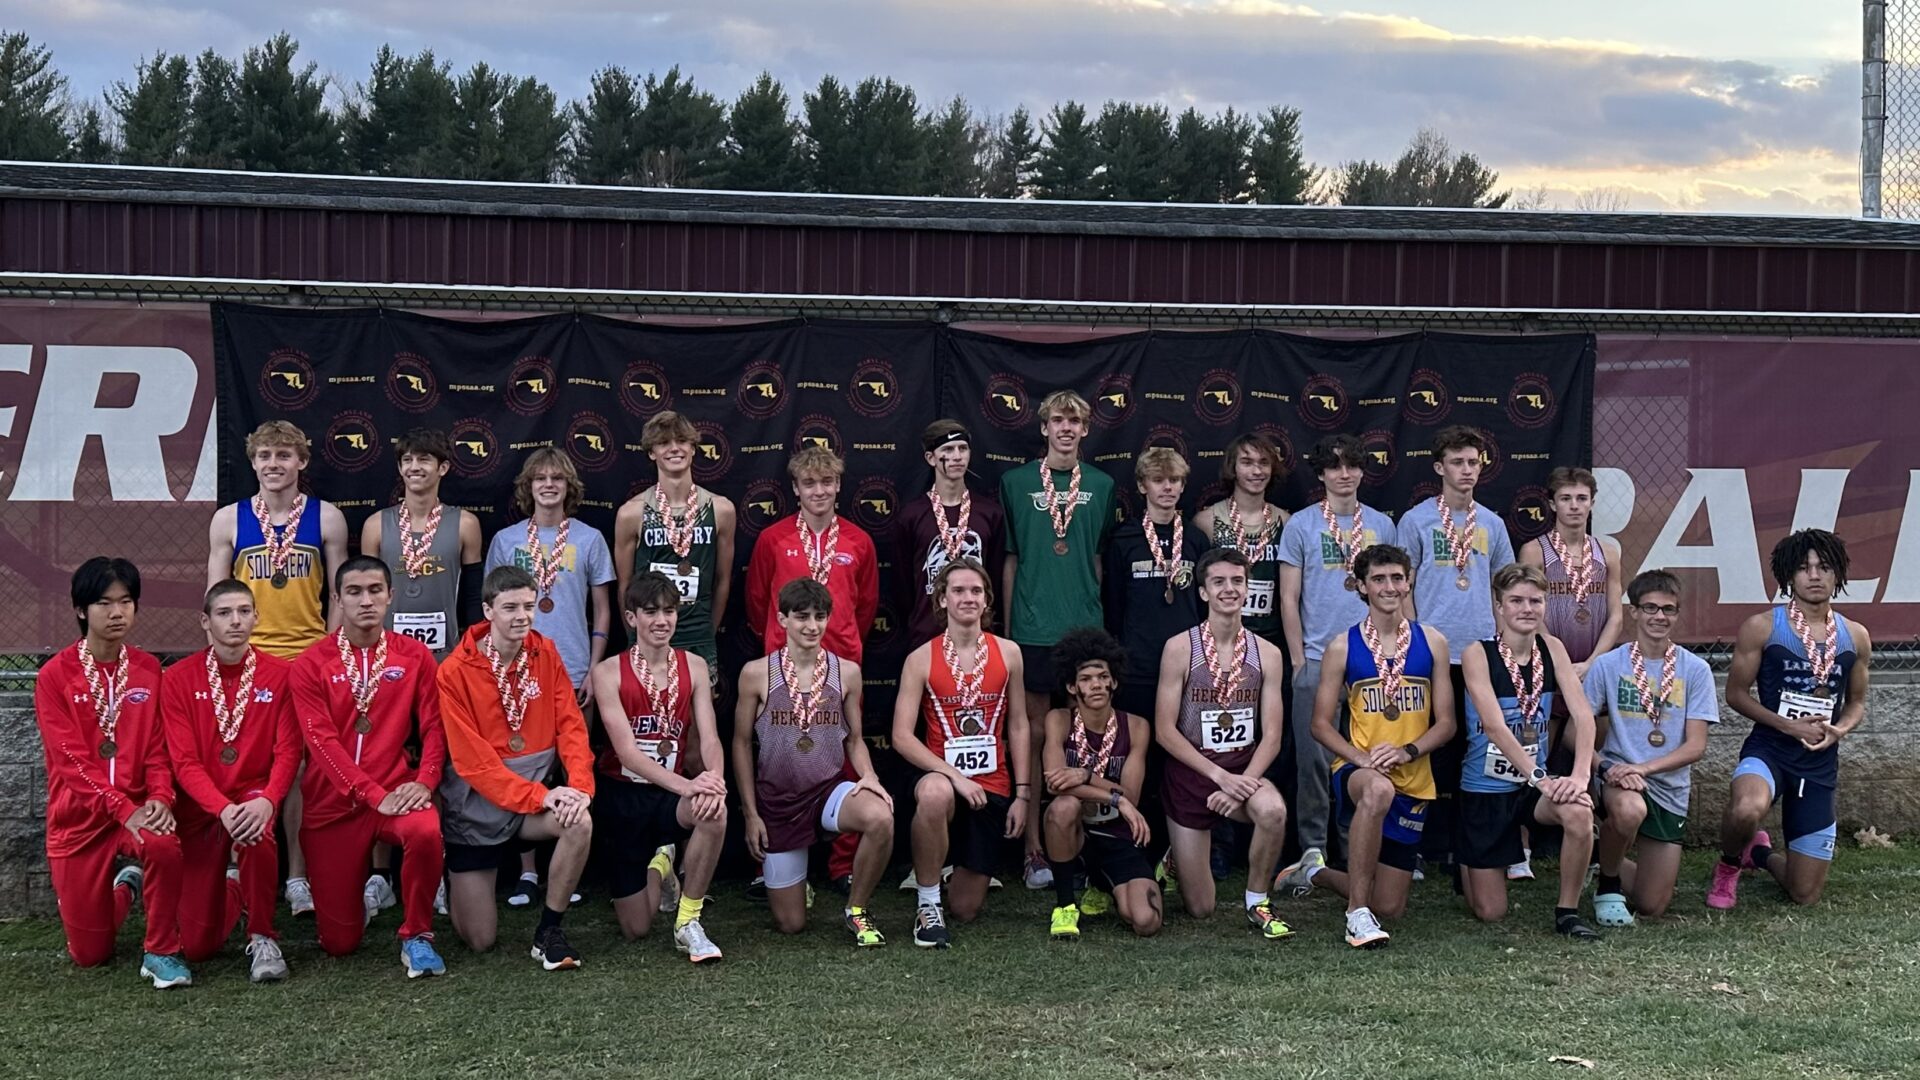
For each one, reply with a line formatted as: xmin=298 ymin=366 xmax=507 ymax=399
xmin=538 ymin=904 xmax=564 ymax=931
xmin=1305 ymin=863 xmax=1326 ymax=882
xmin=914 ymin=881 xmax=941 ymax=909
xmin=675 ymin=895 xmax=705 ymax=930
xmin=1748 ymin=840 xmax=1774 ymax=867
xmin=1244 ymin=890 xmax=1269 ymax=910
xmin=1596 ymin=874 xmax=1623 ymax=895
xmin=647 ymin=849 xmax=674 ymax=879
xmin=1720 ymin=853 xmax=1743 ymax=868
xmin=1049 ymin=860 xmax=1078 ymax=908
xmin=1554 ymin=906 xmax=1577 ymax=922
xmin=518 ymin=871 xmax=540 ymax=885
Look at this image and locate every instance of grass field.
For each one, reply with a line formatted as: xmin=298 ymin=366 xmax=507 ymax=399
xmin=3 ymin=850 xmax=1918 ymax=1080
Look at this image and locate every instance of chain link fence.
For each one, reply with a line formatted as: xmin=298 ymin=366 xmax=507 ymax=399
xmin=1885 ymin=1 xmax=1920 ymax=218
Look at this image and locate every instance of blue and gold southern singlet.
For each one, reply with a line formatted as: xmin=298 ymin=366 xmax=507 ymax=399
xmin=1340 ymin=621 xmax=1437 ymax=799
xmin=234 ymin=497 xmax=325 ymax=659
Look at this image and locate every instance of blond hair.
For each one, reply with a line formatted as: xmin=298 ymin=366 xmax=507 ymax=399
xmin=1135 ymin=446 xmax=1189 ymax=484
xmin=245 ymin=420 xmax=311 ymax=463
xmin=1492 ymin=562 xmax=1549 ymax=598
xmin=1037 ymin=390 xmax=1090 ymax=424
xmin=641 ymin=410 xmax=699 ymax=450
xmin=512 ymin=447 xmax=584 ymax=517
xmin=788 ymin=445 xmax=844 ymax=480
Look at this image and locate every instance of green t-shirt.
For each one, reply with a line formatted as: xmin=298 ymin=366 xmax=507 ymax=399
xmin=633 ymin=492 xmax=720 ymax=658
xmin=1000 ymin=460 xmax=1115 ymax=645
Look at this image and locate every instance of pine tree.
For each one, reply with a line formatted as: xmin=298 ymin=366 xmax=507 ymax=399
xmin=1249 ymin=105 xmax=1313 ymax=204
xmin=1094 ymin=100 xmax=1174 ymax=202
xmin=184 ymin=50 xmax=244 ymax=170
xmin=801 ymin=75 xmax=854 ymax=193
xmin=0 ymin=31 xmax=72 ymax=161
xmin=569 ymin=66 xmax=641 ymax=184
xmin=1032 ymin=101 xmax=1098 ymax=200
xmin=922 ymin=95 xmax=985 ymax=197
xmin=634 ymin=66 xmax=727 ymax=187
xmin=344 ymin=47 xmax=458 ymax=177
xmin=110 ymin=53 xmax=192 ymax=166
xmin=846 ymin=76 xmax=926 ymax=195
xmin=67 ymin=102 xmax=116 ymax=163
xmin=981 ymin=106 xmax=1037 ymax=199
xmin=1336 ymin=129 xmax=1508 ymax=208
xmin=494 ymin=74 xmax=568 ymax=183
xmin=722 ymin=72 xmax=800 ymax=191
xmin=235 ymin=34 xmax=341 ymax=173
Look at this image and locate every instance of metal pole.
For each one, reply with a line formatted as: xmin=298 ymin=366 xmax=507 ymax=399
xmin=1866 ymin=0 xmax=1887 ymax=218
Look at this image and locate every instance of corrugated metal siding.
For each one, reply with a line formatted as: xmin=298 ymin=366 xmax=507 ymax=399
xmin=7 ymin=196 xmax=1920 ymax=313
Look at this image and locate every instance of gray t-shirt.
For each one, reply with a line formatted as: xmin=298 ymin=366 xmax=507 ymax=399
xmin=1397 ymin=498 xmax=1515 ymax=664
xmin=485 ymin=519 xmax=615 ymax=688
xmin=1583 ymin=643 xmax=1718 ymax=818
xmin=1277 ymin=502 xmax=1398 ymax=661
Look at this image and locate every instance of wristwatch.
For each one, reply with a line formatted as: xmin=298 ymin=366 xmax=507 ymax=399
xmin=1401 ymin=743 xmax=1424 ymax=761
xmin=1108 ymin=789 xmax=1122 ymax=811
xmin=1525 ymin=766 xmax=1549 ymax=788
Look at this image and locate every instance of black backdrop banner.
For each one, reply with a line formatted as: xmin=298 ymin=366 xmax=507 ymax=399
xmin=213 ymin=304 xmax=1593 ymax=728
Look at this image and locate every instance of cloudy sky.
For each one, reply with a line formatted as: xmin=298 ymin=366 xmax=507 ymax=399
xmin=9 ymin=1 xmax=1865 ymax=213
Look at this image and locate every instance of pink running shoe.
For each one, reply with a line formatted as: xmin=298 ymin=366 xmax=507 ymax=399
xmin=1706 ymin=860 xmax=1741 ymax=910
xmin=1742 ymin=830 xmax=1773 ymax=872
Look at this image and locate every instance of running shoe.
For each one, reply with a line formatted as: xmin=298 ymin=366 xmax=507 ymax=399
xmin=900 ymin=865 xmax=954 ymax=890
xmin=1155 ymin=853 xmax=1180 ymax=894
xmin=745 ymin=876 xmax=769 ymax=902
xmin=1023 ymin=853 xmax=1053 ymax=890
xmin=531 ymin=925 xmax=581 ymax=971
xmin=913 ymin=904 xmax=951 ymax=949
xmin=845 ymin=907 xmax=886 ymax=947
xmin=1246 ymin=899 xmax=1297 ymax=940
xmin=114 ymin=865 xmax=143 ymax=906
xmin=401 ymin=936 xmax=447 ymax=978
xmin=285 ymin=877 xmax=315 ymax=918
xmin=1344 ymin=907 xmax=1390 ymax=949
xmin=139 ymin=951 xmax=192 ymax=989
xmin=1050 ymin=904 xmax=1081 ymax=940
xmin=363 ymin=874 xmax=397 ymax=926
xmin=1555 ymin=912 xmax=1601 ymax=941
xmin=654 ymin=848 xmax=681 ymax=913
xmin=1592 ymin=892 xmax=1634 ymax=928
xmin=1743 ymin=830 xmax=1773 ymax=871
xmin=246 ymin=935 xmax=288 ymax=983
xmin=508 ymin=872 xmax=540 ymax=908
xmin=1275 ymin=850 xmax=1322 ymax=898
xmin=433 ymin=878 xmax=448 ymax=916
xmin=1507 ymin=853 xmax=1536 ymax=881
xmin=674 ymin=919 xmax=723 ymax=963
xmin=1078 ymin=887 xmax=1112 ymax=917
xmin=1706 ymin=860 xmax=1743 ymax=910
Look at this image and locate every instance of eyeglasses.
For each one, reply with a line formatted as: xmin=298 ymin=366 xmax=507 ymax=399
xmin=1635 ymin=603 xmax=1680 ymax=618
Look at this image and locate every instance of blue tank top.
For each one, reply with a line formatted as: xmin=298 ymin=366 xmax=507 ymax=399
xmin=1461 ymin=635 xmax=1557 ymax=793
xmin=1745 ymin=605 xmax=1856 ymax=781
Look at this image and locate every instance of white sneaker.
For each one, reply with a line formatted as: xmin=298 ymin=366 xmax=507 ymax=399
xmin=674 ymin=919 xmax=723 ymax=963
xmin=1344 ymin=907 xmax=1390 ymax=949
xmin=899 ymin=866 xmax=955 ymax=889
xmin=285 ymin=876 xmax=315 ymax=918
xmin=433 ymin=878 xmax=449 ymax=916
xmin=363 ymin=874 xmax=397 ymax=926
xmin=1507 ymin=855 xmax=1536 ymax=882
xmin=1023 ymin=854 xmax=1054 ymax=890
xmin=246 ymin=934 xmax=289 ymax=982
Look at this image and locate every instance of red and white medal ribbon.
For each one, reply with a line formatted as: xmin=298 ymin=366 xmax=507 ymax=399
xmin=206 ymin=646 xmax=257 ymax=749
xmin=1628 ymin=641 xmax=1675 ymax=723
xmin=483 ymin=635 xmax=538 ymax=745
xmin=252 ymin=493 xmax=306 ymax=580
xmin=628 ymin=645 xmax=683 ymax=743
xmin=778 ymin=647 xmax=829 ymax=736
xmin=398 ymin=502 xmax=444 ymax=580
xmin=1229 ymin=500 xmax=1276 ymax=562
xmin=1320 ymin=499 xmax=1366 ymax=579
xmin=1068 ymin=708 xmax=1119 ymax=778
xmin=654 ymin=486 xmax=699 ymax=563
xmin=797 ymin=516 xmax=841 ymax=585
xmin=930 ymin=489 xmax=973 ymax=562
xmin=526 ymin=517 xmax=570 ymax=600
xmin=1496 ymin=635 xmax=1546 ymax=727
xmin=1200 ymin=626 xmax=1249 ymax=707
xmin=1040 ymin=462 xmax=1084 ymax=544
xmin=1787 ymin=600 xmax=1839 ymax=689
xmin=1547 ymin=529 xmax=1594 ymax=608
xmin=1436 ymin=497 xmax=1479 ymax=576
xmin=1360 ymin=616 xmax=1412 ymax=716
xmin=78 ymin=639 xmax=130 ymax=747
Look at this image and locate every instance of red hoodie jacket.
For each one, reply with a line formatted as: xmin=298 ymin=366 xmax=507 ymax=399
xmin=292 ymin=629 xmax=444 ymax=829
xmin=35 ymin=642 xmax=169 ymax=858
xmin=745 ymin=514 xmax=878 ymax=662
xmin=438 ymin=622 xmax=595 ymax=814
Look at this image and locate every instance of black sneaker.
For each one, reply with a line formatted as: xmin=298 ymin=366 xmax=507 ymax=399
xmin=532 ymin=924 xmax=582 ymax=970
xmin=1555 ymin=913 xmax=1601 ymax=942
xmin=913 ymin=904 xmax=951 ymax=949
xmin=826 ymin=874 xmax=852 ymax=897
xmin=745 ymin=876 xmax=769 ymax=902
xmin=507 ymin=873 xmax=539 ymax=908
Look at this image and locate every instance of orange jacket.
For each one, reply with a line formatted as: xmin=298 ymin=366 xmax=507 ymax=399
xmin=437 ymin=623 xmax=595 ymax=813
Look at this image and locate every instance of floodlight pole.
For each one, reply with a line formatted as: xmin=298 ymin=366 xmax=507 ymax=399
xmin=1865 ymin=0 xmax=1887 ymax=218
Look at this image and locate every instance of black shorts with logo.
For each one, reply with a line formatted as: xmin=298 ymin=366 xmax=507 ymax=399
xmin=593 ymin=781 xmax=690 ymax=899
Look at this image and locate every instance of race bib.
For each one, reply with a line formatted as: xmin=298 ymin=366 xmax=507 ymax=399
xmin=391 ymin=611 xmax=447 ymax=652
xmin=1777 ymin=690 xmax=1832 ymax=722
xmin=944 ymin=734 xmax=999 ymax=776
xmin=621 ymin=738 xmax=680 ymax=783
xmin=1483 ymin=742 xmax=1539 ymax=783
xmin=1242 ymin=579 xmax=1275 ymax=618
xmin=649 ymin=561 xmax=701 ymax=603
xmin=1200 ymin=707 xmax=1255 ymax=753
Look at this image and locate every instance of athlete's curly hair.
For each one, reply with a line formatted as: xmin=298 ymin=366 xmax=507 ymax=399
xmin=1052 ymin=627 xmax=1127 ymax=694
xmin=1770 ymin=528 xmax=1850 ymax=596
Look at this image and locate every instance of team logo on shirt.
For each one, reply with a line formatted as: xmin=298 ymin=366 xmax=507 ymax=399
xmin=1404 ymin=368 xmax=1452 ymax=425
xmin=255 ymin=689 xmax=275 ymax=703
xmin=620 ymin=361 xmax=673 ymax=417
xmin=741 ymin=479 xmax=790 ymax=535
xmin=125 ymin=688 xmax=152 ymax=704
xmin=1359 ymin=429 xmax=1398 ymax=485
xmin=1507 ymin=485 xmax=1553 ymax=543
xmin=1506 ymin=372 xmax=1556 ymax=429
xmin=691 ymin=421 xmax=733 ymax=482
xmin=449 ymin=417 xmax=502 ymax=480
xmin=1092 ymin=373 xmax=1135 ymax=427
xmin=566 ymin=412 xmax=616 ymax=472
xmin=1299 ymin=374 xmax=1350 ymax=430
xmin=738 ymin=362 xmax=789 ymax=419
xmin=982 ymin=373 xmax=1031 ymax=430
xmin=260 ymin=349 xmax=319 ymax=410
xmin=506 ymin=356 xmax=559 ymax=416
xmin=851 ymin=476 xmax=899 ymax=537
xmin=848 ymin=359 xmax=901 ymax=418
xmin=323 ymin=411 xmax=381 ymax=472
xmin=1193 ymin=369 xmax=1243 ymax=425
xmin=385 ymin=352 xmax=441 ymax=414
xmin=382 ymin=666 xmax=406 ymax=681
xmin=793 ymin=414 xmax=843 ymax=456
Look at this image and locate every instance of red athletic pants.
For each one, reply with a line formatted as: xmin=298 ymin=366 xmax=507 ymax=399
xmin=177 ymin=815 xmax=278 ymax=961
xmin=49 ymin=825 xmax=183 ymax=966
xmin=300 ymin=806 xmax=443 ymax=956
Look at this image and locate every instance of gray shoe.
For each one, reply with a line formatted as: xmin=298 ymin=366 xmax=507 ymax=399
xmin=246 ymin=935 xmax=288 ymax=983
xmin=656 ymin=846 xmax=681 ymax=913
